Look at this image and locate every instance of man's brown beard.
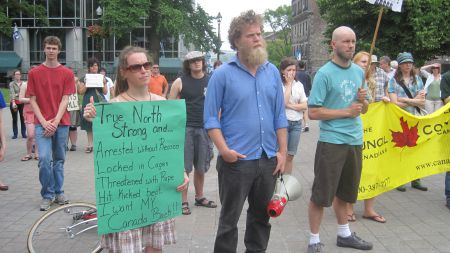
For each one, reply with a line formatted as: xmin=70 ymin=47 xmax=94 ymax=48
xmin=239 ymin=43 xmax=268 ymax=67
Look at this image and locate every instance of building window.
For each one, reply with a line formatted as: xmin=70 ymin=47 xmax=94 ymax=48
xmin=0 ymin=34 xmax=13 ymax=51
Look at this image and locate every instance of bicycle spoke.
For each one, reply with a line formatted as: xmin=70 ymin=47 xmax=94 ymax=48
xmin=28 ymin=203 xmax=101 ymax=253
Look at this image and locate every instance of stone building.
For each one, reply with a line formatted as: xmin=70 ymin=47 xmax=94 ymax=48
xmin=291 ymin=0 xmax=329 ymax=74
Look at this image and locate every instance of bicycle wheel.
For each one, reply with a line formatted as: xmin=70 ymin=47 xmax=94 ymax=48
xmin=27 ymin=202 xmax=102 ymax=253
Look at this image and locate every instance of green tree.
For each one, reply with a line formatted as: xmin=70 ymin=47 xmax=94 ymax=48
xmin=264 ymin=5 xmax=292 ymax=67
xmin=0 ymin=2 xmax=47 ymax=36
xmin=317 ymin=0 xmax=450 ymax=64
xmin=100 ymin=0 xmax=218 ymax=63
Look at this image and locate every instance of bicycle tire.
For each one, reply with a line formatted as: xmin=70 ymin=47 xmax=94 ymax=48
xmin=27 ymin=202 xmax=102 ymax=253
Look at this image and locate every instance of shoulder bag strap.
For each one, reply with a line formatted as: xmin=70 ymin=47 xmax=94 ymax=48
xmin=397 ymin=80 xmax=421 ymax=114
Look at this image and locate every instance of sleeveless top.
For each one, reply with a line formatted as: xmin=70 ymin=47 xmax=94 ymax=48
xmin=180 ymin=74 xmax=209 ymax=128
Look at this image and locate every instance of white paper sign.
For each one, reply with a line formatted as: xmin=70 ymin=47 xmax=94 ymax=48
xmin=67 ymin=93 xmax=80 ymax=111
xmin=85 ymin=74 xmax=104 ymax=88
xmin=366 ymin=0 xmax=403 ymax=12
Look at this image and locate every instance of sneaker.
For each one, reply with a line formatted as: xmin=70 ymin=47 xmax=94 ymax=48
xmin=411 ymin=181 xmax=428 ymax=191
xmin=307 ymin=243 xmax=324 ymax=253
xmin=337 ymin=232 xmax=373 ymax=250
xmin=40 ymin=199 xmax=52 ymax=211
xmin=396 ymin=186 xmax=406 ymax=192
xmin=303 ymin=126 xmax=310 ymax=132
xmin=69 ymin=145 xmax=77 ymax=151
xmin=54 ymin=194 xmax=69 ymax=205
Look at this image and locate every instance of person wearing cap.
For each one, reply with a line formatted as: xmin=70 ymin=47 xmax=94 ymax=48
xmin=390 ymin=60 xmax=398 ymax=71
xmin=388 ymin=52 xmax=428 ymax=192
xmin=420 ymin=63 xmax=442 ymax=114
xmin=168 ymin=50 xmax=216 ymax=215
xmin=370 ymin=55 xmax=390 ymax=102
xmin=204 ymin=10 xmax=288 ymax=253
xmin=440 ymin=71 xmax=450 ymax=210
xmin=147 ymin=63 xmax=169 ymax=97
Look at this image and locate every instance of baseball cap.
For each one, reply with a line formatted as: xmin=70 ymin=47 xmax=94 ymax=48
xmin=371 ymin=55 xmax=378 ymax=63
xmin=185 ymin=51 xmax=204 ymax=61
xmin=396 ymin=52 xmax=414 ymax=64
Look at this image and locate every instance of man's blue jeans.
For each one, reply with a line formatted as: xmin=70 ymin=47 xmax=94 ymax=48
xmin=445 ymin=172 xmax=450 ymax=201
xmin=35 ymin=125 xmax=69 ymax=200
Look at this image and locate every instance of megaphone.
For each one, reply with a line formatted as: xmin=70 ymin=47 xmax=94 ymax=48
xmin=267 ymin=174 xmax=302 ymax=218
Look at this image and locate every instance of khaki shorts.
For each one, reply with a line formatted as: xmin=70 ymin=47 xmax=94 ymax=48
xmin=310 ymin=141 xmax=362 ymax=207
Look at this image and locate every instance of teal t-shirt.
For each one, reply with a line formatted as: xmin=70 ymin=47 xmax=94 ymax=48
xmin=308 ymin=61 xmax=366 ymax=145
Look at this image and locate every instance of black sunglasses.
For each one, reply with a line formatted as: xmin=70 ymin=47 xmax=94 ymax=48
xmin=126 ymin=62 xmax=152 ymax=72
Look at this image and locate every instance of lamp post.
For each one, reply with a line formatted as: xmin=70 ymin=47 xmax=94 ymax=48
xmin=96 ymin=6 xmax=104 ymax=61
xmin=216 ymin=12 xmax=222 ymax=61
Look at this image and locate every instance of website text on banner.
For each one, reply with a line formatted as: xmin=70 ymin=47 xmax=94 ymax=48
xmin=358 ymin=102 xmax=450 ymax=200
xmin=93 ymin=100 xmax=186 ymax=235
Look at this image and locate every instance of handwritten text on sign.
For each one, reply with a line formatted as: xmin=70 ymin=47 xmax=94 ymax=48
xmin=93 ymin=100 xmax=186 ymax=235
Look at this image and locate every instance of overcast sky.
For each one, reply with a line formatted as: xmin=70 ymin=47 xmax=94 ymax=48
xmin=195 ymin=0 xmax=291 ymax=51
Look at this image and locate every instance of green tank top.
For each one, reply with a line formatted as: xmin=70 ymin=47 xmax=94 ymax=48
xmin=427 ymin=80 xmax=441 ymax=101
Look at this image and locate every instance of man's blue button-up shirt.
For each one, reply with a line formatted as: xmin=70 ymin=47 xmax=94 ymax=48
xmin=204 ymin=56 xmax=288 ymax=160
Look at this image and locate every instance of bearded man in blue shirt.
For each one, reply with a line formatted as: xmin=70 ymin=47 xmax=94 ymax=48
xmin=204 ymin=10 xmax=288 ymax=253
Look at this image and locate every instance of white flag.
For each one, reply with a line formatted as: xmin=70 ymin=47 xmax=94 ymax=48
xmin=13 ymin=24 xmax=20 ymax=40
xmin=366 ymin=0 xmax=403 ymax=12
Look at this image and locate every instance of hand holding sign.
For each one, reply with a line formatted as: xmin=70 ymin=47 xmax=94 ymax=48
xmin=85 ymin=74 xmax=105 ymax=88
xmin=83 ymin=96 xmax=96 ymax=122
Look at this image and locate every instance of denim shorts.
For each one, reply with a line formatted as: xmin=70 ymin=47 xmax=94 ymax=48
xmin=287 ymin=120 xmax=302 ymax=156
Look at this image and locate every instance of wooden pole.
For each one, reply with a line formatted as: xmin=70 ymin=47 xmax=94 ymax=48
xmin=366 ymin=7 xmax=384 ymax=80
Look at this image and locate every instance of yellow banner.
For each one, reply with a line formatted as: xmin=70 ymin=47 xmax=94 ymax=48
xmin=358 ymin=102 xmax=450 ymax=200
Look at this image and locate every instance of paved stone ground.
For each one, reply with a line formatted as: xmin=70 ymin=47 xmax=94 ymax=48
xmin=0 ymin=109 xmax=450 ymax=253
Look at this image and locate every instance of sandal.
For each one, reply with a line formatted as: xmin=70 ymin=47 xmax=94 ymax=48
xmin=195 ymin=197 xmax=217 ymax=208
xmin=362 ymin=215 xmax=386 ymax=223
xmin=347 ymin=213 xmax=356 ymax=222
xmin=182 ymin=202 xmax=191 ymax=215
xmin=85 ymin=147 xmax=93 ymax=153
xmin=21 ymin=154 xmax=33 ymax=161
xmin=0 ymin=183 xmax=8 ymax=191
xmin=34 ymin=155 xmax=39 ymax=160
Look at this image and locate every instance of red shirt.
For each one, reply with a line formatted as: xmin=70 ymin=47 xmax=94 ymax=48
xmin=26 ymin=64 xmax=75 ymax=125
xmin=148 ymin=74 xmax=168 ymax=96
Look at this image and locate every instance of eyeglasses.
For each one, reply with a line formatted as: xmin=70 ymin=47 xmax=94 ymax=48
xmin=188 ymin=58 xmax=203 ymax=64
xmin=126 ymin=62 xmax=152 ymax=72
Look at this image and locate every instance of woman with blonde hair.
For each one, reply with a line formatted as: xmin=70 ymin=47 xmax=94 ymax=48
xmin=339 ymin=51 xmax=386 ymax=223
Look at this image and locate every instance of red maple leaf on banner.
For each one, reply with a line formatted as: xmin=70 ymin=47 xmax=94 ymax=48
xmin=390 ymin=117 xmax=419 ymax=147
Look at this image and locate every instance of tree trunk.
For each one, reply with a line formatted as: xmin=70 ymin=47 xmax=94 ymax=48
xmin=148 ymin=0 xmax=161 ymax=64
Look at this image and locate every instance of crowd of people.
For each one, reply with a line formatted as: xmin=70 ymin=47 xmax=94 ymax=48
xmin=0 ymin=8 xmax=449 ymax=253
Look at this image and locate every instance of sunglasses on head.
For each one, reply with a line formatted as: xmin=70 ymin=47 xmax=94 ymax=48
xmin=126 ymin=62 xmax=152 ymax=72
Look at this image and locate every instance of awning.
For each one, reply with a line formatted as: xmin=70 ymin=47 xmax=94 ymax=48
xmin=0 ymin=52 xmax=22 ymax=73
xmin=159 ymin=57 xmax=182 ymax=74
